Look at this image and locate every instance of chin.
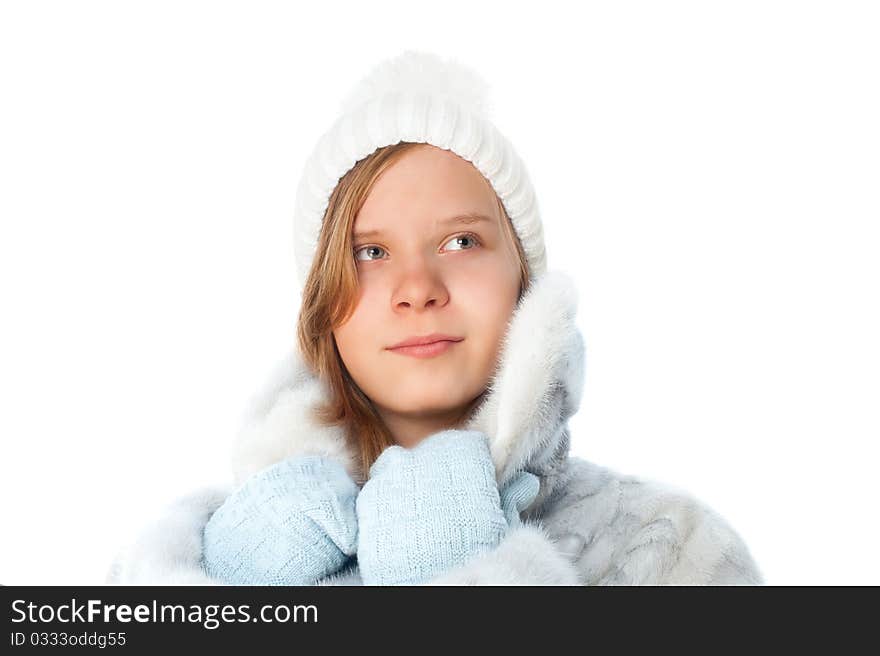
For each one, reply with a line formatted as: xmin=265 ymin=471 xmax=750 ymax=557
xmin=382 ymin=391 xmax=473 ymax=416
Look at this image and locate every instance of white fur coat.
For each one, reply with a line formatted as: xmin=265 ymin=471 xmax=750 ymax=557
xmin=106 ymin=270 xmax=764 ymax=585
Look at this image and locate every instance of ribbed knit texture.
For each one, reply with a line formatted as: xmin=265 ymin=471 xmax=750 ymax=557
xmin=292 ymin=50 xmax=547 ymax=296
xmin=499 ymin=468 xmax=542 ymax=528
xmin=355 ymin=429 xmax=540 ymax=586
xmin=202 ymin=455 xmax=359 ymax=585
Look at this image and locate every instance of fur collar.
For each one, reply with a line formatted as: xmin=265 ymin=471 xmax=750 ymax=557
xmin=228 ymin=269 xmax=586 ymax=511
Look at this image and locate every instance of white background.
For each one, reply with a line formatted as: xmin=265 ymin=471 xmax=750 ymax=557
xmin=1 ymin=1 xmax=877 ymax=585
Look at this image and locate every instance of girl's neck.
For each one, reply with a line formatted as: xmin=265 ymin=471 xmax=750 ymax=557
xmin=379 ymin=390 xmax=487 ymax=449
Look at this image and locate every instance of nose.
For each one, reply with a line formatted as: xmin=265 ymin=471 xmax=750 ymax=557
xmin=391 ymin=259 xmax=450 ymax=312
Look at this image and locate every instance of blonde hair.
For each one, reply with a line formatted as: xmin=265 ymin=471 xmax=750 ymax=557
xmin=296 ymin=141 xmax=530 ymax=482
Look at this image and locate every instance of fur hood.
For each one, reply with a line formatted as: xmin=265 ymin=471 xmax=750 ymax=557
xmin=228 ymin=268 xmax=585 ymax=513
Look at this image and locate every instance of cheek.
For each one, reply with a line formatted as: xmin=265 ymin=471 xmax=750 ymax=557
xmin=333 ymin=303 xmax=377 ymax=366
xmin=452 ymin=260 xmax=519 ymax=322
xmin=452 ymin=274 xmax=518 ymax=368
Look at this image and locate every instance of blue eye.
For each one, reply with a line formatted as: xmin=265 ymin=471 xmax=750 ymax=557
xmin=353 ymin=233 xmax=481 ymax=262
xmin=442 ymin=233 xmax=481 ymax=251
xmin=354 ymin=245 xmax=387 ymax=262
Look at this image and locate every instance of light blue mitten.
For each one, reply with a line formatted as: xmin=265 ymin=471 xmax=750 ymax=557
xmin=202 ymin=455 xmax=359 ymax=585
xmin=499 ymin=468 xmax=541 ymax=527
xmin=355 ymin=429 xmax=539 ymax=586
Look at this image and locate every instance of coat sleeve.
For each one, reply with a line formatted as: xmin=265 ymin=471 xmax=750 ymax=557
xmin=423 ymin=521 xmax=583 ymax=585
xmin=607 ymin=482 xmax=765 ymax=585
xmin=105 ymin=484 xmax=366 ymax=586
xmin=662 ymin=501 xmax=765 ymax=585
xmin=542 ymin=459 xmax=765 ymax=586
xmin=598 ymin=498 xmax=766 ymax=586
xmin=105 ymin=487 xmax=232 ymax=585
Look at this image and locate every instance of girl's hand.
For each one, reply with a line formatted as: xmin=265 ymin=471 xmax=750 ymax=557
xmin=203 ymin=455 xmax=359 ymax=585
xmin=355 ymin=429 xmax=531 ymax=586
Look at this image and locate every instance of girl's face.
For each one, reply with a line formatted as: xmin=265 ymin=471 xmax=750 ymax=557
xmin=332 ymin=144 xmax=521 ymax=447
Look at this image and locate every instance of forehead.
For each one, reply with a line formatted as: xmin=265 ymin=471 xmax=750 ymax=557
xmin=355 ymin=144 xmax=498 ymax=230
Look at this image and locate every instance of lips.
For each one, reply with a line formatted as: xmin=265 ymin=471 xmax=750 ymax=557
xmin=387 ymin=337 xmax=463 ymax=359
xmin=387 ymin=333 xmax=464 ymax=349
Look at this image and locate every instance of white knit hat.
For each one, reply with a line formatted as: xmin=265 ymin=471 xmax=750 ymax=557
xmin=292 ymin=50 xmax=548 ymax=295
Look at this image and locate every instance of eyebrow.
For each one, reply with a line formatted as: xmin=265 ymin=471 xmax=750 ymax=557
xmin=352 ymin=212 xmax=494 ymax=242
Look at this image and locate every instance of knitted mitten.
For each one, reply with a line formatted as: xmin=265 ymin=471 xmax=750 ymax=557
xmin=202 ymin=455 xmax=359 ymax=585
xmin=499 ymin=468 xmax=541 ymax=527
xmin=355 ymin=429 xmax=537 ymax=586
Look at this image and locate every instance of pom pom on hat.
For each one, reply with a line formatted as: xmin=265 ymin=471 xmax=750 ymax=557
xmin=339 ymin=50 xmax=495 ymax=119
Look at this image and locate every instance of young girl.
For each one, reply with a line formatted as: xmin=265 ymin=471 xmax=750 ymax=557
xmin=107 ymin=51 xmax=764 ymax=586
